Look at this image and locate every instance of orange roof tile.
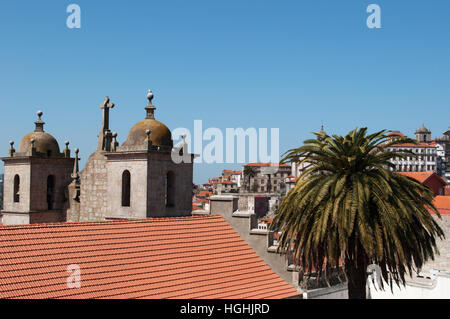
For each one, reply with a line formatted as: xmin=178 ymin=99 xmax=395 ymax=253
xmin=0 ymin=215 xmax=299 ymax=299
xmin=397 ymin=171 xmax=436 ymax=184
xmin=388 ymin=132 xmax=406 ymax=137
xmin=245 ymin=163 xmax=291 ymax=168
xmin=433 ymin=196 xmax=450 ymax=215
xmin=390 ymin=143 xmax=436 ymax=148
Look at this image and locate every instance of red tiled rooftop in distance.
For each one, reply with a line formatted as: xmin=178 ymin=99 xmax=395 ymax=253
xmin=390 ymin=142 xmax=436 ymax=148
xmin=0 ymin=215 xmax=299 ymax=299
xmin=387 ymin=132 xmax=406 ymax=137
xmin=397 ymin=171 xmax=436 ymax=183
xmin=433 ymin=196 xmax=450 ymax=215
xmin=245 ymin=163 xmax=291 ymax=168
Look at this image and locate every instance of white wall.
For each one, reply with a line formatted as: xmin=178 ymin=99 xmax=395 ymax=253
xmin=369 ymin=274 xmax=450 ymax=299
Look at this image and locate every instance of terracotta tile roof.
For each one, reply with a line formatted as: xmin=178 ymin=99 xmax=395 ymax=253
xmin=0 ymin=215 xmax=299 ymax=299
xmin=390 ymin=142 xmax=436 ymax=148
xmin=445 ymin=187 xmax=450 ymax=196
xmin=388 ymin=131 xmax=406 ymax=137
xmin=397 ymin=171 xmax=437 ymax=184
xmin=222 ymin=170 xmax=241 ymax=175
xmin=259 ymin=218 xmax=273 ymax=224
xmin=433 ymin=196 xmax=450 ymax=215
xmin=245 ymin=163 xmax=291 ymax=168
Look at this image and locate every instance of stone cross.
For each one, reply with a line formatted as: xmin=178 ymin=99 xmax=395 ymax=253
xmin=97 ymin=96 xmax=115 ymax=151
xmin=101 ymin=96 xmax=114 ymax=132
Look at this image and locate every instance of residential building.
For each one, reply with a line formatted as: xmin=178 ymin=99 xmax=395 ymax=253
xmin=222 ymin=169 xmax=242 ymax=187
xmin=386 ymin=126 xmax=440 ymax=174
xmin=242 ymin=163 xmax=291 ymax=194
xmin=217 ymin=180 xmax=238 ymax=193
xmin=433 ymin=127 xmax=450 ymax=182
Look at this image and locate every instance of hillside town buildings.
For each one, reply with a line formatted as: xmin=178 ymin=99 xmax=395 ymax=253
xmin=386 ymin=125 xmax=450 ymax=180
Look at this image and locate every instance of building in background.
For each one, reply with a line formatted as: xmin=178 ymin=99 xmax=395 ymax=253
xmin=242 ymin=163 xmax=291 ymax=194
xmin=386 ymin=126 xmax=443 ymax=176
xmin=434 ymin=127 xmax=450 ymax=181
xmin=222 ymin=169 xmax=242 ymax=188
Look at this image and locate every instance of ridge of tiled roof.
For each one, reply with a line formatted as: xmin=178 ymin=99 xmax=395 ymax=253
xmin=389 ymin=142 xmax=436 ymax=148
xmin=245 ymin=163 xmax=291 ymax=168
xmin=397 ymin=171 xmax=444 ymax=185
xmin=0 ymin=215 xmax=299 ymax=299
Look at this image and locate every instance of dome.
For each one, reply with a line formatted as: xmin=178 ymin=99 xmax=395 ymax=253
xmin=17 ymin=111 xmax=61 ymax=157
xmin=415 ymin=124 xmax=430 ymax=134
xmin=18 ymin=131 xmax=60 ymax=156
xmin=121 ymin=118 xmax=173 ymax=149
xmin=119 ymin=90 xmax=173 ymax=151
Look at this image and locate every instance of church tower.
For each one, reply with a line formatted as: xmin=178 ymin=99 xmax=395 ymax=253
xmin=415 ymin=124 xmax=431 ymax=143
xmin=69 ymin=90 xmax=194 ymax=222
xmin=1 ymin=111 xmax=75 ymax=225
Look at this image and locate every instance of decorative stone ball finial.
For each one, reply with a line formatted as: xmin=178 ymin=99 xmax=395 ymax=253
xmin=147 ymin=90 xmax=154 ymax=103
xmin=146 ymin=129 xmax=151 ymax=138
xmin=30 ymin=138 xmax=35 ymax=146
xmin=10 ymin=141 xmax=14 ymax=147
xmin=34 ymin=110 xmax=45 ymax=132
xmin=112 ymin=132 xmax=118 ymax=138
xmin=75 ymin=148 xmax=79 ymax=155
xmin=65 ymin=141 xmax=70 ymax=147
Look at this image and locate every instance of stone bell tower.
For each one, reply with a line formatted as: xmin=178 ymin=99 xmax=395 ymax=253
xmin=0 ymin=111 xmax=75 ymax=225
xmin=69 ymin=90 xmax=195 ymax=222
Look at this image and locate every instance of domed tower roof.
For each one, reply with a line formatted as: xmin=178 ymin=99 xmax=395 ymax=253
xmin=17 ymin=111 xmax=61 ymax=157
xmin=120 ymin=91 xmax=173 ymax=151
xmin=415 ymin=124 xmax=430 ymax=134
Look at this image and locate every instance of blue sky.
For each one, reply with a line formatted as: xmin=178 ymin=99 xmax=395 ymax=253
xmin=0 ymin=0 xmax=449 ymax=184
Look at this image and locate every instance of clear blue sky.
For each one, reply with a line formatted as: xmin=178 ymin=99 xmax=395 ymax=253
xmin=0 ymin=0 xmax=449 ymax=184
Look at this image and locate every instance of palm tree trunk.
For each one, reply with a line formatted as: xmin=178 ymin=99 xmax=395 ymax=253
xmin=345 ymin=253 xmax=368 ymax=299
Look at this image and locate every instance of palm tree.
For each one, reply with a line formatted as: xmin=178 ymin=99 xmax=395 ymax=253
xmin=243 ymin=165 xmax=257 ymax=192
xmin=272 ymin=128 xmax=444 ymax=299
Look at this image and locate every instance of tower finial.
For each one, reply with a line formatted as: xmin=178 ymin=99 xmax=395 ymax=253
xmin=145 ymin=90 xmax=156 ymax=119
xmin=34 ymin=110 xmax=45 ymax=132
xmin=71 ymin=148 xmax=80 ymax=183
xmin=9 ymin=141 xmax=15 ymax=157
xmin=64 ymin=140 xmax=71 ymax=157
xmin=98 ymin=96 xmax=115 ymax=151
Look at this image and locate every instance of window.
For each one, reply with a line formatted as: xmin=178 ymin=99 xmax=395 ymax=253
xmin=13 ymin=175 xmax=20 ymax=203
xmin=47 ymin=175 xmax=55 ymax=210
xmin=166 ymin=171 xmax=175 ymax=207
xmin=121 ymin=170 xmax=131 ymax=207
